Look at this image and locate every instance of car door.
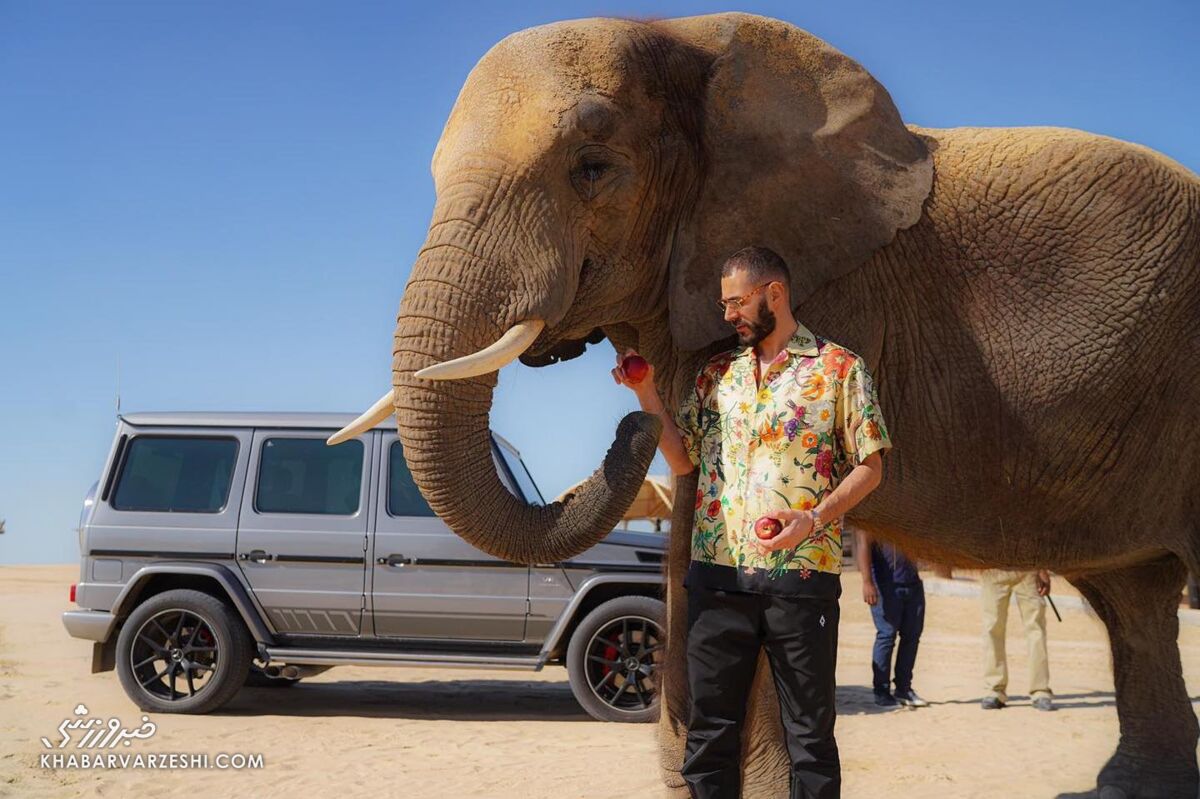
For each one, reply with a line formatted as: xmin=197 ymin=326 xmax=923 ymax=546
xmin=369 ymin=431 xmax=528 ymax=640
xmin=235 ymin=428 xmax=372 ymax=636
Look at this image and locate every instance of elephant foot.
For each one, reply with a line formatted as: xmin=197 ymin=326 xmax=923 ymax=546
xmin=1096 ymin=750 xmax=1200 ymax=799
xmin=1055 ymin=750 xmax=1199 ymax=799
xmin=658 ymin=768 xmax=690 ymax=799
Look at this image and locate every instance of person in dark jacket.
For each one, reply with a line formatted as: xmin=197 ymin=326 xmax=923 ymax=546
xmin=855 ymin=528 xmax=928 ymax=708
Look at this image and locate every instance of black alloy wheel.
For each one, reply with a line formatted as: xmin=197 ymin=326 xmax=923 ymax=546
xmin=566 ymin=596 xmax=665 ymax=723
xmin=116 ymin=589 xmax=252 ymax=714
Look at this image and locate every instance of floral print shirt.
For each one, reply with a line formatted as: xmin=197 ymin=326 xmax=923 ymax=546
xmin=673 ymin=322 xmax=892 ymax=597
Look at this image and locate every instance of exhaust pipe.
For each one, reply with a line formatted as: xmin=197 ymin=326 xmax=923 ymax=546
xmin=262 ymin=664 xmax=329 ymax=680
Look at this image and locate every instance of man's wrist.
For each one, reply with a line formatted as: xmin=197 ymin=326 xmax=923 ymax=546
xmin=810 ymin=506 xmax=824 ymax=531
xmin=637 ymin=388 xmax=663 ymax=413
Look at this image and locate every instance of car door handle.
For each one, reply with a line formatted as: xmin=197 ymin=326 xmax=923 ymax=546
xmin=376 ymin=554 xmax=412 ymax=567
xmin=238 ymin=549 xmax=274 ymax=564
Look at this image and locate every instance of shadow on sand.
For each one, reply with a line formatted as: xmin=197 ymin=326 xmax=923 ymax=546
xmin=226 ymin=680 xmax=953 ymax=721
xmin=835 ymin=684 xmax=914 ymax=716
xmin=225 ymin=680 xmax=946 ymax=721
xmin=222 ymin=678 xmax=594 ymax=721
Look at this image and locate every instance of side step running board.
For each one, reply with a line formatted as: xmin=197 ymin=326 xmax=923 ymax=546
xmin=262 ymin=646 xmax=546 ymax=671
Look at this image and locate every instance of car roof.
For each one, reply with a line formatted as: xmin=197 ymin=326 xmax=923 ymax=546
xmin=121 ymin=411 xmax=397 ymax=430
xmin=118 ymin=412 xmax=518 ymax=453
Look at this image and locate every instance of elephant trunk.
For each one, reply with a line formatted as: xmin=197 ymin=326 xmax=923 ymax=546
xmin=389 ymin=250 xmax=663 ymax=565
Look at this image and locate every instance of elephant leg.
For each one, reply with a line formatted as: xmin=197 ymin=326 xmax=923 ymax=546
xmin=659 ymin=469 xmax=791 ymax=798
xmin=1061 ymin=555 xmax=1199 ymax=799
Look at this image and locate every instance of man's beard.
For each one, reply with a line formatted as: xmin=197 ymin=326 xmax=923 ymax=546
xmin=735 ymin=302 xmax=776 ymax=348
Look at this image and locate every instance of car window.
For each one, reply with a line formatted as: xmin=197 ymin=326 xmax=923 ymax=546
xmin=255 ymin=438 xmax=363 ymax=515
xmin=112 ymin=437 xmax=237 ymax=513
xmin=387 ymin=441 xmax=436 ymax=517
xmin=495 ymin=441 xmax=544 ymax=505
xmin=491 ymin=447 xmax=520 ymax=497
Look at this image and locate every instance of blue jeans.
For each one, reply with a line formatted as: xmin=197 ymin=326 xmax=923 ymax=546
xmin=870 ymin=581 xmax=925 ymax=695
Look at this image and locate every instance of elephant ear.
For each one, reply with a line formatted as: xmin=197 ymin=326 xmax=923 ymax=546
xmin=658 ymin=13 xmax=932 ymax=352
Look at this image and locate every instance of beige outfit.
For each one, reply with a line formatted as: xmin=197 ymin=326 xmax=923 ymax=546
xmin=980 ymin=569 xmax=1051 ymax=702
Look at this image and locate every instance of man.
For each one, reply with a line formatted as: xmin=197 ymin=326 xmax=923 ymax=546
xmin=854 ymin=528 xmax=927 ymax=708
xmin=613 ymin=246 xmax=892 ymax=799
xmin=980 ymin=568 xmax=1054 ymax=711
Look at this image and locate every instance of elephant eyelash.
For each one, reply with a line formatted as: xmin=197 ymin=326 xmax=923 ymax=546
xmin=578 ymin=161 xmax=608 ymax=182
xmin=571 ymin=159 xmax=612 ymax=200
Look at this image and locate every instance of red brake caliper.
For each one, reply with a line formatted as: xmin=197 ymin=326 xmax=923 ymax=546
xmin=602 ymin=633 xmax=621 ymax=678
xmin=197 ymin=628 xmax=213 ymax=646
xmin=194 ymin=628 xmax=214 ymax=673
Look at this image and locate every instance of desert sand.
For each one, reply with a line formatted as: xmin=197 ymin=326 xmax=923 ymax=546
xmin=2 ymin=564 xmax=1198 ymax=798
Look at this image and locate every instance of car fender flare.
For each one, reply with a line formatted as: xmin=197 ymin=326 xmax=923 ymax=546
xmin=112 ymin=562 xmax=276 ymax=645
xmin=541 ymin=573 xmax=663 ymax=656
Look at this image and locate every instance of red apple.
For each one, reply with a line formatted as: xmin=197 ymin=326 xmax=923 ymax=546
xmin=754 ymin=516 xmax=783 ymax=540
xmin=620 ymin=354 xmax=650 ymax=384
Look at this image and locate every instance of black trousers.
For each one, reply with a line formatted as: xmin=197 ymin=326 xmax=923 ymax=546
xmin=682 ymin=584 xmax=841 ymax=799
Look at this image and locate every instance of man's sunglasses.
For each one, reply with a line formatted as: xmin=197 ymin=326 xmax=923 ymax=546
xmin=718 ymin=281 xmax=775 ymax=312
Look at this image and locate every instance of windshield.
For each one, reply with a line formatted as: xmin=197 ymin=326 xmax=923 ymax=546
xmin=494 ymin=440 xmax=544 ymax=506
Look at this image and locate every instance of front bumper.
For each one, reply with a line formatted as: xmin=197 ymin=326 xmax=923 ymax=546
xmin=62 ymin=610 xmax=117 ymax=642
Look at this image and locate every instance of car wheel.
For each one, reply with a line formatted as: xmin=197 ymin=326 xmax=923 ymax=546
xmin=244 ymin=661 xmax=301 ymax=688
xmin=115 ymin=589 xmax=253 ymax=714
xmin=566 ymin=595 xmax=665 ymax=723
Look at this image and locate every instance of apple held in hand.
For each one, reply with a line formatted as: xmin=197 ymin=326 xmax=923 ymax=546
xmin=754 ymin=516 xmax=783 ymax=540
xmin=620 ymin=354 xmax=650 ymax=385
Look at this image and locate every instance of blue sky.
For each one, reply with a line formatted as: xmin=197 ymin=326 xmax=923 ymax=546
xmin=2 ymin=1 xmax=1197 ymax=563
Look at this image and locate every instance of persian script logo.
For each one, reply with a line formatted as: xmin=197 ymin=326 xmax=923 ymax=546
xmin=41 ymin=704 xmax=157 ymax=750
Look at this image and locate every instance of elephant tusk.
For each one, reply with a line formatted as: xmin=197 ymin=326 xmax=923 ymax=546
xmin=326 ymin=390 xmax=394 ymax=446
xmin=329 ymin=319 xmax=544 ymax=445
xmin=413 ymin=319 xmax=545 ymax=380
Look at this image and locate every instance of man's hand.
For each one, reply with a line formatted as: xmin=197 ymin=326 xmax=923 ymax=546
xmin=747 ymin=508 xmax=814 ymax=556
xmin=615 ymin=347 xmax=696 ymax=477
xmin=863 ymin=579 xmax=879 ymax=606
xmin=612 ymin=348 xmax=657 ymax=400
xmin=1036 ymin=569 xmax=1051 ymax=597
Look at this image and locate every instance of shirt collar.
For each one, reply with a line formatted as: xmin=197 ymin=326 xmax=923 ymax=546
xmin=736 ymin=320 xmax=819 ymax=360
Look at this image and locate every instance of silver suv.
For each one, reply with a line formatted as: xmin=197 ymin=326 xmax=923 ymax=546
xmin=63 ymin=413 xmax=666 ymax=723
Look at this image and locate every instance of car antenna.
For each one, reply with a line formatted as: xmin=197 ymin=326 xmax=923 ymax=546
xmin=115 ymin=353 xmax=121 ymax=417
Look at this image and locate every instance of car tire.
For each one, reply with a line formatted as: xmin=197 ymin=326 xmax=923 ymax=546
xmin=244 ymin=661 xmax=301 ymax=688
xmin=566 ymin=595 xmax=665 ymax=723
xmin=116 ymin=589 xmax=253 ymax=714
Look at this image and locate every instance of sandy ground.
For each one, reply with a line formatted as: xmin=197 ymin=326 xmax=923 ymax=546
xmin=1 ymin=565 xmax=1198 ymax=798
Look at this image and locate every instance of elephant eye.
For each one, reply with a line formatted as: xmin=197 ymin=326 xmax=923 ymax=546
xmin=570 ymin=157 xmax=613 ymax=200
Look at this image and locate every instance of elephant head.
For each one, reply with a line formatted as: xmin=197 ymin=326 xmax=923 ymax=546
xmin=331 ymin=13 xmax=931 ymax=564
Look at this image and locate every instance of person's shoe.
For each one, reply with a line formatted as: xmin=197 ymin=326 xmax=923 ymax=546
xmin=981 ymin=696 xmax=1005 ymax=710
xmin=895 ymin=689 xmax=929 ymax=708
xmin=873 ymin=691 xmax=899 ymax=707
xmin=1032 ymin=695 xmax=1054 ymax=712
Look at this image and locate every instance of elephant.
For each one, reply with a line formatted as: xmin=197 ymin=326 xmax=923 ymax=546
xmin=329 ymin=13 xmax=1200 ymax=798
